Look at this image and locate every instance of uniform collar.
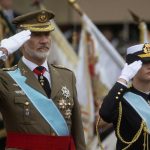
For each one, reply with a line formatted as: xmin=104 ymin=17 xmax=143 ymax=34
xmin=130 ymin=86 xmax=149 ymax=100
xmin=22 ymin=56 xmax=49 ymax=72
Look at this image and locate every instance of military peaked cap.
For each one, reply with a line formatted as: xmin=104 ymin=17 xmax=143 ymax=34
xmin=126 ymin=43 xmax=150 ymax=64
xmin=12 ymin=9 xmax=55 ymax=32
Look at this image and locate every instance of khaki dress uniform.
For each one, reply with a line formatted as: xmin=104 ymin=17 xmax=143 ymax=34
xmin=0 ymin=60 xmax=86 ymax=150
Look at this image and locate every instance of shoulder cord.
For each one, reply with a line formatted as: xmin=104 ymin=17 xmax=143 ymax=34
xmin=116 ymin=101 xmax=149 ymax=150
xmin=96 ymin=101 xmax=149 ymax=150
xmin=143 ymin=124 xmax=149 ymax=150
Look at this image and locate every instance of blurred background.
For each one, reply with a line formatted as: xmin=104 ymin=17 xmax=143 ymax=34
xmin=0 ymin=0 xmax=150 ymax=149
xmin=14 ymin=0 xmax=150 ymax=52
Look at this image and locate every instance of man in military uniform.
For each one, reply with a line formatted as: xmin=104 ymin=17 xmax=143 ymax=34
xmin=0 ymin=9 xmax=86 ymax=150
xmin=99 ymin=43 xmax=150 ymax=149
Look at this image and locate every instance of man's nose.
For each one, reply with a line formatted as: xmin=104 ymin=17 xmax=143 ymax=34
xmin=40 ymin=35 xmax=49 ymax=43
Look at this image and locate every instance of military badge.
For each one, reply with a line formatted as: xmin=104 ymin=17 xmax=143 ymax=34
xmin=15 ymin=90 xmax=25 ymax=95
xmin=39 ymin=75 xmax=44 ymax=86
xmin=22 ymin=68 xmax=28 ymax=75
xmin=65 ymin=109 xmax=72 ymax=119
xmin=61 ymin=86 xmax=70 ymax=98
xmin=57 ymin=98 xmax=73 ymax=119
xmin=57 ymin=98 xmax=67 ymax=109
xmin=13 ymin=83 xmax=19 ymax=87
xmin=37 ymin=11 xmax=48 ymax=23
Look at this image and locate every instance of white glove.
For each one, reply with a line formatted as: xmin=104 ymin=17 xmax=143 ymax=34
xmin=0 ymin=30 xmax=31 ymax=54
xmin=119 ymin=60 xmax=142 ymax=82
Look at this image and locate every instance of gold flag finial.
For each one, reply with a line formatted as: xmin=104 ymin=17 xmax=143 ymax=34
xmin=68 ymin=0 xmax=76 ymax=4
xmin=128 ymin=9 xmax=148 ymax=43
xmin=139 ymin=22 xmax=148 ymax=43
xmin=128 ymin=9 xmax=142 ymax=23
xmin=68 ymin=0 xmax=83 ymax=16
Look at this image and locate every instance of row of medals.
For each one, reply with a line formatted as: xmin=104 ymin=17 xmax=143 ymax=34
xmin=57 ymin=98 xmax=73 ymax=119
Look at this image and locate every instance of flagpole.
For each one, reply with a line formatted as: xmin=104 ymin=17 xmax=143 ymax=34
xmin=139 ymin=22 xmax=148 ymax=43
xmin=31 ymin=0 xmax=46 ymax=10
xmin=129 ymin=9 xmax=148 ymax=43
xmin=68 ymin=0 xmax=83 ymax=16
xmin=68 ymin=1 xmax=109 ymax=149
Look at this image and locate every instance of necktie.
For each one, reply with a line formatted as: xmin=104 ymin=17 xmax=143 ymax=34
xmin=33 ymin=66 xmax=51 ymax=98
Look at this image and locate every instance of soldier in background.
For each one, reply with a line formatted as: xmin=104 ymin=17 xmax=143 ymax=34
xmin=0 ymin=0 xmax=20 ymax=23
xmin=0 ymin=0 xmax=21 ymax=67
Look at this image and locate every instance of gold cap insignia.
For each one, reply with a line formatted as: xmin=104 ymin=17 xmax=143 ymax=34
xmin=143 ymin=43 xmax=150 ymax=54
xmin=37 ymin=12 xmax=48 ymax=23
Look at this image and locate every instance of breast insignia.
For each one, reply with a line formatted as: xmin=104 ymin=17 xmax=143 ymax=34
xmin=57 ymin=98 xmax=73 ymax=120
xmin=61 ymin=86 xmax=70 ymax=98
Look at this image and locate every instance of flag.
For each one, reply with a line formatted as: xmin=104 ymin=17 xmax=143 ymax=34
xmin=75 ymin=28 xmax=95 ymax=144
xmin=80 ymin=13 xmax=123 ymax=149
xmin=47 ymin=22 xmax=78 ymax=72
xmin=81 ymin=14 xmax=125 ymax=89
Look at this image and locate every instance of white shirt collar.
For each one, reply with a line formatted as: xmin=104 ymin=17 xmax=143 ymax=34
xmin=22 ymin=56 xmax=49 ymax=71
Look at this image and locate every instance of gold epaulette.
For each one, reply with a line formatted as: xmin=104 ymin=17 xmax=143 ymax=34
xmin=2 ymin=65 xmax=18 ymax=71
xmin=51 ymin=64 xmax=72 ymax=72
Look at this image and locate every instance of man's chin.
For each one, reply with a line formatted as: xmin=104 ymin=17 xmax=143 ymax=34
xmin=35 ymin=52 xmax=50 ymax=59
xmin=25 ymin=48 xmax=50 ymax=59
xmin=30 ymin=51 xmax=50 ymax=59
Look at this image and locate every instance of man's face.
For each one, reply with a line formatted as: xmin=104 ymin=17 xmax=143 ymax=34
xmin=136 ymin=62 xmax=150 ymax=82
xmin=0 ymin=0 xmax=13 ymax=9
xmin=23 ymin=31 xmax=51 ymax=60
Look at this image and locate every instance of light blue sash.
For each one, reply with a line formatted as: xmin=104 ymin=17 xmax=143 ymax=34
xmin=7 ymin=69 xmax=69 ymax=136
xmin=123 ymin=92 xmax=150 ymax=133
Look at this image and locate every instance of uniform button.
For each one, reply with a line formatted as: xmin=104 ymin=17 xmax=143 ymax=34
xmin=120 ymin=88 xmax=123 ymax=91
xmin=25 ymin=102 xmax=29 ymax=106
xmin=116 ymin=96 xmax=119 ymax=99
xmin=118 ymin=92 xmax=121 ymax=95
